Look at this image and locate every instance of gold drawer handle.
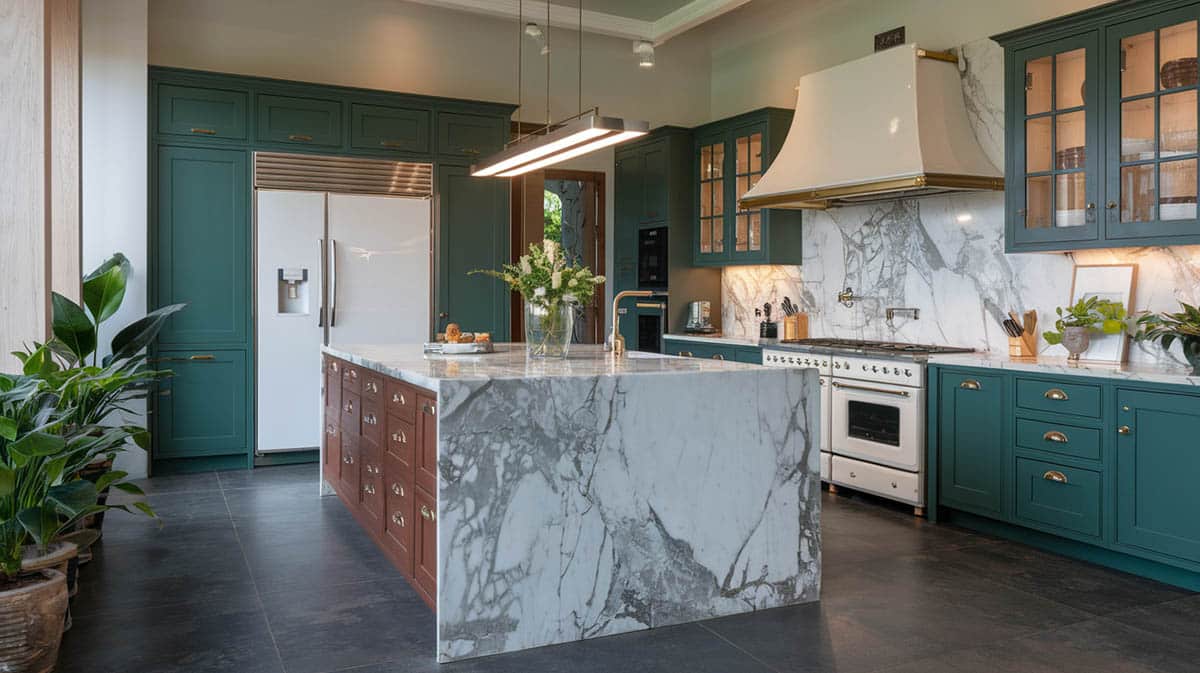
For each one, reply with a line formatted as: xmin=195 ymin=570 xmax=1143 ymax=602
xmin=189 ymin=127 xmax=216 ymax=135
xmin=1042 ymin=470 xmax=1068 ymax=484
xmin=364 ymin=414 xmax=378 ymax=425
xmin=1042 ymin=431 xmax=1069 ymax=444
xmin=363 ymin=483 xmax=376 ymax=495
xmin=459 ymin=147 xmax=480 ymax=155
xmin=332 ymin=362 xmax=339 ymax=372
xmin=189 ymin=354 xmax=215 ymax=360
xmin=391 ymin=430 xmax=407 ymax=444
xmin=380 ymin=140 xmax=404 ymax=148
xmin=1044 ymin=388 xmax=1069 ymax=401
xmin=391 ymin=483 xmax=405 ymax=497
xmin=420 ymin=504 xmax=436 ymax=522
xmin=959 ymin=379 xmax=981 ymax=390
xmin=423 ymin=402 xmax=436 ymax=415
xmin=712 ymin=354 xmax=725 ymax=361
xmin=679 ymin=351 xmax=693 ymax=357
xmin=343 ymin=454 xmax=354 ymax=465
xmin=392 ymin=392 xmax=407 ymax=405
xmin=392 ymin=513 xmax=405 ymax=527
xmin=366 ymin=381 xmax=378 ymax=393
xmin=343 ymin=402 xmax=353 ymax=413
xmin=288 ymin=133 xmax=314 ymax=142
xmin=350 ymin=370 xmax=358 ymax=379
xmin=1118 ymin=425 xmax=1132 ymax=435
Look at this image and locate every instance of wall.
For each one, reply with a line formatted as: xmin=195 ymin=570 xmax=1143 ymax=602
xmin=82 ymin=0 xmax=150 ymax=476
xmin=146 ymin=0 xmax=713 ymax=128
xmin=721 ymin=36 xmax=1200 ymax=370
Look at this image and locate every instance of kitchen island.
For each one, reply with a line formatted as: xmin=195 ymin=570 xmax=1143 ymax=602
xmin=320 ymin=343 xmax=821 ymax=662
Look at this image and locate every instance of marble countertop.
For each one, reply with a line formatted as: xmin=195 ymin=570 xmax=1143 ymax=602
xmin=927 ymin=351 xmax=1200 ymax=387
xmin=323 ymin=342 xmax=766 ymax=389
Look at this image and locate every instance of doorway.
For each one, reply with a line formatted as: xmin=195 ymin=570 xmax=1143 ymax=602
xmin=510 ymin=169 xmax=606 ymax=343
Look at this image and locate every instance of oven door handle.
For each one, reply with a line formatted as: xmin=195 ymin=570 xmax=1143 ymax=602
xmin=831 ymin=381 xmax=911 ymax=397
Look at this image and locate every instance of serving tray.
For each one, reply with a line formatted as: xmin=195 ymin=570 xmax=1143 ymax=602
xmin=423 ymin=341 xmax=495 ymax=355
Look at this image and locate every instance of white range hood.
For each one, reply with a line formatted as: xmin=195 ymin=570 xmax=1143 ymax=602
xmin=740 ymin=44 xmax=1003 ymax=210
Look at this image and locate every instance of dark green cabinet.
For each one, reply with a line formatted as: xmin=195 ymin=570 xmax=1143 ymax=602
xmin=436 ymin=164 xmax=510 ymax=340
xmin=937 ymin=370 xmax=1006 ymax=517
xmin=662 ymin=337 xmax=760 ymax=363
xmin=692 ymin=108 xmax=802 ymax=266
xmin=350 ymin=103 xmax=431 ymax=153
xmin=156 ymin=84 xmax=248 ymax=141
xmin=154 ymin=146 xmax=250 ymax=347
xmin=154 ymin=350 xmax=249 ymax=460
xmin=437 ymin=112 xmax=507 ymax=159
xmin=640 ymin=139 xmax=669 ymax=223
xmin=256 ymin=94 xmax=343 ymax=147
xmin=996 ymin=0 xmax=1200 ymax=251
xmin=1115 ymin=388 xmax=1200 ymax=564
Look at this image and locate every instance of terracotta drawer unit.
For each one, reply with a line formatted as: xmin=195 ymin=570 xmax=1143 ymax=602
xmin=413 ymin=486 xmax=437 ymax=608
xmin=325 ymin=358 xmax=342 ymax=413
xmin=386 ymin=379 xmax=417 ymax=422
xmin=361 ymin=399 xmax=384 ymax=446
xmin=338 ymin=434 xmax=360 ymax=497
xmin=361 ymin=372 xmax=384 ymax=400
xmin=415 ymin=393 xmax=438 ymax=495
xmin=341 ymin=364 xmax=362 ymax=395
xmin=383 ymin=455 xmax=415 ymax=575
xmin=386 ymin=414 xmax=416 ymax=470
xmin=323 ymin=407 xmax=341 ymax=470
xmin=359 ymin=441 xmax=385 ymax=534
xmin=340 ymin=391 xmax=361 ymax=437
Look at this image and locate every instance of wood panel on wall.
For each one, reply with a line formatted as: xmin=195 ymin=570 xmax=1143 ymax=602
xmin=0 ymin=0 xmax=81 ymax=361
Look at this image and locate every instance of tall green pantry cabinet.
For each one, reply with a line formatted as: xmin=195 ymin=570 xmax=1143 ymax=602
xmin=149 ymin=67 xmax=514 ymax=473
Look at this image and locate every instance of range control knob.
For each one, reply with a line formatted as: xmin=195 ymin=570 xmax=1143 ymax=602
xmin=834 ymin=362 xmax=841 ymax=369
xmin=871 ymin=365 xmax=878 ymax=372
xmin=862 ymin=364 xmax=868 ymax=371
xmin=905 ymin=368 xmax=912 ymax=377
xmin=881 ymin=367 xmax=890 ymax=374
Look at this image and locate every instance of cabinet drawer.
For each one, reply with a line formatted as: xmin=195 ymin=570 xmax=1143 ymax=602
xmin=256 ymin=94 xmax=343 ymax=147
xmin=383 ymin=456 xmax=414 ymax=575
xmin=361 ymin=372 xmax=384 ymax=400
xmin=386 ymin=379 xmax=417 ymax=422
xmin=340 ymin=392 xmax=361 ymax=436
xmin=437 ymin=112 xmax=505 ymax=158
xmin=386 ymin=414 xmax=416 ymax=470
xmin=351 ymin=103 xmax=430 ymax=153
xmin=341 ymin=365 xmax=361 ymax=395
xmin=1015 ymin=417 xmax=1101 ymax=462
xmin=359 ymin=442 xmax=384 ymax=531
xmin=1015 ymin=377 xmax=1101 ymax=418
xmin=323 ymin=407 xmax=340 ymax=470
xmin=338 ymin=434 xmax=360 ymax=496
xmin=361 ymin=399 xmax=383 ymax=446
xmin=1015 ymin=458 xmax=1102 ymax=539
xmin=156 ymin=84 xmax=248 ymax=140
xmin=832 ymin=455 xmax=922 ymax=506
xmin=324 ymin=359 xmax=342 ymax=413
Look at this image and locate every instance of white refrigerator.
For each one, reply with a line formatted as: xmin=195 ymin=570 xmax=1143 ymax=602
xmin=255 ymin=190 xmax=431 ymax=454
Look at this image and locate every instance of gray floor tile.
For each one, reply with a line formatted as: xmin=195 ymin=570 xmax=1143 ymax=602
xmin=218 ymin=463 xmax=321 ymax=490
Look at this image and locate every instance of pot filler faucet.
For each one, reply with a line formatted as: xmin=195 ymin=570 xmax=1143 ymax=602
xmin=607 ymin=290 xmax=655 ymax=357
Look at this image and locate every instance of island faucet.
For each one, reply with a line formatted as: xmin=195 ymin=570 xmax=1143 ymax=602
xmin=608 ymin=290 xmax=655 ymax=357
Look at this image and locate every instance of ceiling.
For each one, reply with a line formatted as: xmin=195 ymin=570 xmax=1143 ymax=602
xmin=549 ymin=0 xmax=694 ymax=22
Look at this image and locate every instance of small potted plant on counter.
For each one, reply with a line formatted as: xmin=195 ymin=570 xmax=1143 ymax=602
xmin=1136 ymin=301 xmax=1200 ymax=374
xmin=1043 ymin=297 xmax=1128 ymax=361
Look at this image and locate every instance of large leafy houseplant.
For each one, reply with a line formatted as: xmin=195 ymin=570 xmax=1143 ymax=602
xmin=1136 ymin=301 xmax=1200 ymax=374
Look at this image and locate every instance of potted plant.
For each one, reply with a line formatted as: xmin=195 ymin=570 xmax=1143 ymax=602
xmin=472 ymin=240 xmax=605 ymax=358
xmin=1042 ymin=297 xmax=1128 ymax=361
xmin=1136 ymin=301 xmax=1200 ymax=374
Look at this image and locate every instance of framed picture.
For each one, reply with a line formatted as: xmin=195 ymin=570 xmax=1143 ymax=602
xmin=1069 ymin=264 xmax=1137 ymax=363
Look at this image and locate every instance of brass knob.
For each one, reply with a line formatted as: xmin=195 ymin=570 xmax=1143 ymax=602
xmin=1106 ymin=201 xmax=1118 ymax=209
xmin=1118 ymin=425 xmax=1132 ymax=435
xmin=392 ymin=513 xmax=405 ymax=527
xmin=1042 ymin=430 xmax=1069 ymax=444
xmin=1044 ymin=388 xmax=1069 ymax=401
xmin=1086 ymin=202 xmax=1096 ymax=211
xmin=712 ymin=354 xmax=725 ymax=361
xmin=959 ymin=379 xmax=981 ymax=390
xmin=1042 ymin=470 xmax=1068 ymax=483
xmin=391 ymin=483 xmax=404 ymax=497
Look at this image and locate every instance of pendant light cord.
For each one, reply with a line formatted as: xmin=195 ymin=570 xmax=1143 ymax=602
xmin=546 ymin=0 xmax=551 ymax=128
xmin=578 ymin=0 xmax=583 ymax=115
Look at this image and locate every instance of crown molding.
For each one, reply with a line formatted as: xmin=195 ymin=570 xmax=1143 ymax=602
xmin=652 ymin=0 xmax=750 ymax=44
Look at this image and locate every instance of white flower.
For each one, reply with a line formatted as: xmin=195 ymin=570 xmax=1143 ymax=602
xmin=551 ymin=271 xmax=562 ymax=289
xmin=520 ymin=256 xmax=532 ymax=276
xmin=568 ymin=277 xmax=578 ymax=288
xmin=533 ymin=286 xmax=546 ymax=298
xmin=544 ymin=239 xmax=556 ymax=264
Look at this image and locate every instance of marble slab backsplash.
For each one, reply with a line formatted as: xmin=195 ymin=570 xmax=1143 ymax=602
xmin=721 ymin=38 xmax=1200 ymax=369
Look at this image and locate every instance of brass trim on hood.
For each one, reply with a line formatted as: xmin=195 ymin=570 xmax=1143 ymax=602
xmin=916 ymin=48 xmax=959 ymax=64
xmin=739 ymin=173 xmax=1005 ymax=210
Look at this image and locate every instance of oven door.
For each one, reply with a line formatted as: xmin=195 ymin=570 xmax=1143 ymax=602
xmin=830 ymin=379 xmax=924 ymax=472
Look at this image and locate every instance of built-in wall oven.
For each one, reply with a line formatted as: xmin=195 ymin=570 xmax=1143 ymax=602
xmin=637 ymin=226 xmax=668 ymax=290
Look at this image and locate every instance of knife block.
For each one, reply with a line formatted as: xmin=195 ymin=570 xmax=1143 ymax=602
xmin=1008 ymin=333 xmax=1038 ymax=359
xmin=783 ymin=314 xmax=808 ymax=341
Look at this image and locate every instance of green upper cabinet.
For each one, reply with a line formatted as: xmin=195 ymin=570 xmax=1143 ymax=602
xmin=436 ymin=163 xmax=510 ymax=340
xmin=640 ymin=139 xmax=670 ymax=223
xmin=157 ymin=83 xmax=249 ymax=141
xmin=692 ymin=108 xmax=802 ymax=266
xmin=350 ymin=103 xmax=431 ymax=154
xmin=256 ymin=94 xmax=344 ymax=147
xmin=437 ymin=112 xmax=507 ymax=160
xmin=1115 ymin=387 xmax=1200 ymax=564
xmin=936 ymin=369 xmax=1007 ymax=518
xmin=996 ymin=0 xmax=1200 ymax=251
xmin=154 ymin=145 xmax=250 ymax=347
xmin=613 ymin=154 xmax=640 ymax=294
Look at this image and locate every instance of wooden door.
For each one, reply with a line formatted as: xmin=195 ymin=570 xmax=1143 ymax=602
xmin=413 ymin=486 xmax=437 ymax=608
xmin=937 ymin=370 xmax=1007 ymax=518
xmin=415 ymin=393 xmax=438 ymax=495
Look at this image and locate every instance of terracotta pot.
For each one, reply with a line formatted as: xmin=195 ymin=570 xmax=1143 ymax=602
xmin=22 ymin=542 xmax=78 ymax=596
xmin=0 ymin=569 xmax=69 ymax=673
xmin=1061 ymin=326 xmax=1091 ymax=361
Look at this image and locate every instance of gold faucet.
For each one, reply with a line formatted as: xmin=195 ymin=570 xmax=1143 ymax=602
xmin=608 ymin=290 xmax=655 ymax=357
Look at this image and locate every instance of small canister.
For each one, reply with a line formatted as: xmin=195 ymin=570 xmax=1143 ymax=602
xmin=760 ymin=321 xmax=779 ymax=339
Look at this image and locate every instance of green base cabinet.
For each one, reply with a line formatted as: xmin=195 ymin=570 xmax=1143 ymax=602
xmin=928 ymin=363 xmax=1200 ymax=589
xmin=662 ymin=337 xmax=760 ymax=363
xmin=995 ymin=0 xmax=1200 ymax=252
xmin=153 ymin=350 xmax=250 ymax=464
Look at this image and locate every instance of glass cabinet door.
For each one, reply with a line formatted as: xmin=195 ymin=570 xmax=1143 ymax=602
xmin=1012 ymin=34 xmax=1100 ymax=245
xmin=1107 ymin=8 xmax=1200 ymax=240
xmin=731 ymin=124 xmax=765 ymax=255
xmin=697 ymin=137 xmax=725 ymax=260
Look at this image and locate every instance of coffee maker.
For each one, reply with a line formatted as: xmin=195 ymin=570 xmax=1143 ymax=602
xmin=684 ymin=300 xmax=717 ymax=333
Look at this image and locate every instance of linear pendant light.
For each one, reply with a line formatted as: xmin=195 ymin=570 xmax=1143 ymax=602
xmin=470 ymin=0 xmax=649 ymax=178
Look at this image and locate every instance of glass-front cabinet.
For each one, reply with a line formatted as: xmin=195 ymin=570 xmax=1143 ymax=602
xmin=692 ymin=108 xmax=802 ymax=266
xmin=998 ymin=0 xmax=1200 ymax=251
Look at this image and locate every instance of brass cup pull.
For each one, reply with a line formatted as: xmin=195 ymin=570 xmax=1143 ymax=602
xmin=1106 ymin=200 xmax=1118 ymax=210
xmin=392 ymin=392 xmax=406 ymax=405
xmin=1043 ymin=431 xmax=1069 ymax=444
xmin=350 ymin=370 xmax=358 ymax=379
xmin=363 ymin=483 xmax=376 ymax=495
xmin=959 ymin=379 xmax=981 ymax=390
xmin=679 ymin=351 xmax=693 ymax=357
xmin=288 ymin=133 xmax=314 ymax=142
xmin=364 ymin=414 xmax=377 ymax=425
xmin=391 ymin=430 xmax=407 ymax=444
xmin=1044 ymin=388 xmax=1069 ymax=401
xmin=366 ymin=382 xmax=378 ymax=393
xmin=1118 ymin=425 xmax=1132 ymax=435
xmin=343 ymin=454 xmax=354 ymax=464
xmin=423 ymin=402 xmax=436 ymax=415
xmin=332 ymin=362 xmax=339 ymax=372
xmin=391 ymin=483 xmax=404 ymax=497
xmin=343 ymin=402 xmax=353 ymax=413
xmin=189 ymin=127 xmax=217 ymax=135
xmin=1043 ymin=470 xmax=1068 ymax=484
xmin=712 ymin=354 xmax=725 ymax=361
xmin=420 ymin=504 xmax=436 ymax=522
xmin=392 ymin=513 xmax=405 ymax=527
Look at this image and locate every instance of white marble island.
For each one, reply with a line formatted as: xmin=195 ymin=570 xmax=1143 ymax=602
xmin=322 ymin=343 xmax=822 ymax=663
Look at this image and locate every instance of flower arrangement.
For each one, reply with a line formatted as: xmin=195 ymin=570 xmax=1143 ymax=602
xmin=473 ymin=240 xmax=605 ymax=309
xmin=1136 ymin=301 xmax=1200 ymax=374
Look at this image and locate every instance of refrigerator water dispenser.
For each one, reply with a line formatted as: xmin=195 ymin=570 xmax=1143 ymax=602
xmin=277 ymin=268 xmax=309 ymax=315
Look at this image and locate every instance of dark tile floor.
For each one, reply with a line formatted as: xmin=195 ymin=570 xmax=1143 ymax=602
xmin=59 ymin=464 xmax=1199 ymax=673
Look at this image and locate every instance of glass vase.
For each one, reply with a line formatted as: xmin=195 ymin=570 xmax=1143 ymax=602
xmin=525 ymin=301 xmax=575 ymax=358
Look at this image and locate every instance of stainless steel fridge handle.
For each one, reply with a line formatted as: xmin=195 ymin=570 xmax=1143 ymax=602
xmin=328 ymin=238 xmax=337 ymax=327
xmin=317 ymin=238 xmax=326 ymax=328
